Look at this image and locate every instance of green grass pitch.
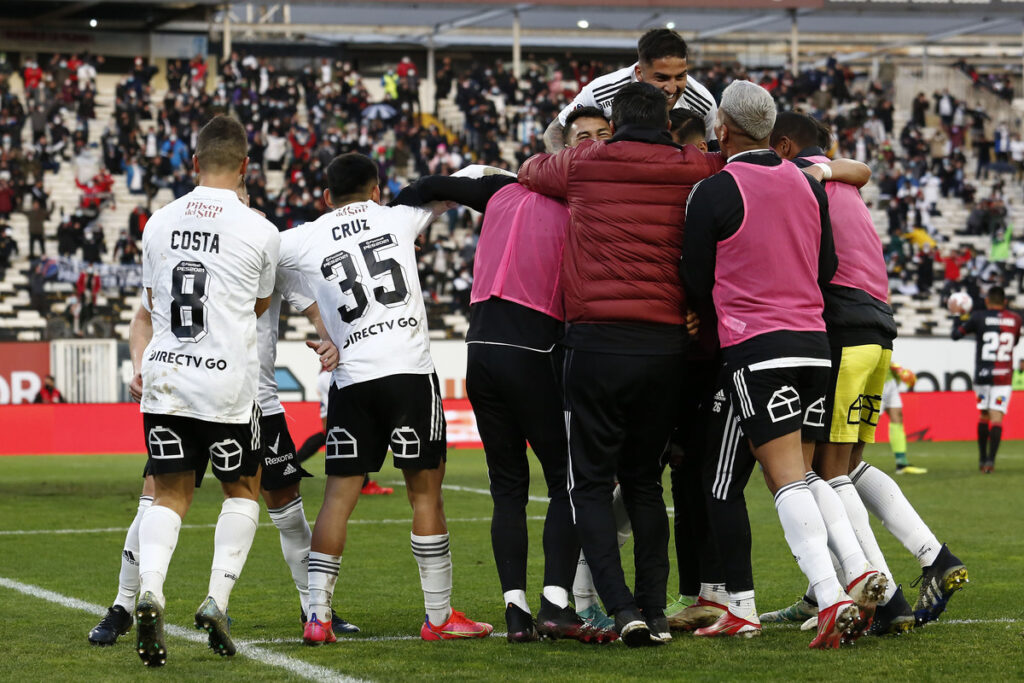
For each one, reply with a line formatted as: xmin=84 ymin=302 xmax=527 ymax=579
xmin=0 ymin=442 xmax=1021 ymax=681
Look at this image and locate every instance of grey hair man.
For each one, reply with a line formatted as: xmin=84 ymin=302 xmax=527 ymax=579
xmin=681 ymin=80 xmax=890 ymax=649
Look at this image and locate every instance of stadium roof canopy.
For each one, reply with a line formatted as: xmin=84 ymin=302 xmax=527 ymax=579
xmin=4 ymin=0 xmax=1024 ymax=65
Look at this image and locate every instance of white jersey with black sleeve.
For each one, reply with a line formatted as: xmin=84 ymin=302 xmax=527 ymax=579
xmin=278 ymin=200 xmax=435 ymax=390
xmin=141 ymin=185 xmax=280 ymax=423
xmin=257 ymin=266 xmax=316 ymax=416
xmin=556 ymin=62 xmax=719 ymax=141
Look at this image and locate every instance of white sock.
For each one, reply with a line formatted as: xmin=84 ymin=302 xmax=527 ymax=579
xmin=504 ymin=589 xmax=529 ymax=613
xmin=830 ymin=475 xmax=897 ymax=603
xmin=805 ymin=550 xmax=842 ymax=604
xmin=572 ymin=551 xmax=599 ymax=611
xmin=805 ymin=472 xmax=871 ymax=586
xmin=728 ymin=590 xmax=759 ymax=624
xmin=543 ymin=585 xmax=569 ymax=609
xmin=774 ymin=481 xmax=846 ymax=610
xmin=207 ymin=497 xmax=259 ymax=612
xmin=113 ymin=495 xmax=152 ymax=612
xmin=852 ymin=462 xmax=941 ymax=568
xmin=268 ymin=497 xmax=312 ymax=614
xmin=699 ymin=582 xmax=728 ymax=606
xmin=611 ymin=484 xmax=633 ymax=548
xmin=411 ymin=532 xmax=452 ymax=626
xmin=308 ymin=551 xmax=340 ymax=623
xmin=138 ymin=504 xmax=182 ymax=608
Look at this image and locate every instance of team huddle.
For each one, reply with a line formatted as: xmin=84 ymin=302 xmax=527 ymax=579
xmin=84 ymin=30 xmax=1015 ymax=666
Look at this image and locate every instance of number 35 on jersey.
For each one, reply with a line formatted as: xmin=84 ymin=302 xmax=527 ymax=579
xmin=279 ymin=201 xmax=436 ymax=390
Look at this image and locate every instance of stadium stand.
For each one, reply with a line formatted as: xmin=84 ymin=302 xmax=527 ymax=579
xmin=0 ymin=50 xmax=1021 ymax=342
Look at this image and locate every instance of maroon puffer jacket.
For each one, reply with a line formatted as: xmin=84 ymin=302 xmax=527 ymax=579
xmin=518 ymin=137 xmax=723 ymax=325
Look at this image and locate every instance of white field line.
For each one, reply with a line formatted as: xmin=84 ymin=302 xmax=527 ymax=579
xmin=238 ymin=632 xmax=510 ymax=646
xmin=0 ymin=516 xmax=545 ymax=537
xmin=389 ymin=481 xmax=678 ymax=514
xmin=939 ymin=618 xmax=1021 ymax=625
xmin=773 ymin=617 xmax=1019 ymax=628
xmin=0 ymin=576 xmax=364 ymax=683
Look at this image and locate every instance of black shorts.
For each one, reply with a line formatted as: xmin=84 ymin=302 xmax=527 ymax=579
xmin=259 ymin=412 xmax=312 ymax=491
xmin=143 ymin=407 xmax=262 ymax=485
xmin=324 ymin=373 xmax=447 ymax=477
xmin=727 ymin=359 xmax=830 ymax=448
xmin=705 ymin=369 xmax=756 ymax=502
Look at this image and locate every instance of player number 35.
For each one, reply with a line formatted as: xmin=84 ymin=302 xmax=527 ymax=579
xmin=320 ymin=233 xmax=410 ymax=323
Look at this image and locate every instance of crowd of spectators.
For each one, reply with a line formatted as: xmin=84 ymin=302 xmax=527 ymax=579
xmin=954 ymin=59 xmax=1015 ymax=102
xmin=0 ymin=46 xmax=1021 ymax=338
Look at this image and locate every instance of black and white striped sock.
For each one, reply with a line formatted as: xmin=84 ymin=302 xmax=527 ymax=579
xmin=411 ymin=533 xmax=452 ymax=626
xmin=308 ymin=551 xmax=340 ymax=624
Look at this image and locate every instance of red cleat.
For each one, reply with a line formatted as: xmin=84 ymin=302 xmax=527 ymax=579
xmin=694 ymin=611 xmax=762 ymax=639
xmin=420 ymin=609 xmax=493 ymax=641
xmin=361 ymin=480 xmax=394 ymax=495
xmin=302 ymin=615 xmax=337 ymax=646
xmin=808 ymin=600 xmax=860 ymax=650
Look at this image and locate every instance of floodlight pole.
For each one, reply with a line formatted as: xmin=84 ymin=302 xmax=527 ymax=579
xmin=513 ymin=9 xmax=522 ymax=79
xmin=789 ymin=9 xmax=799 ymax=74
xmin=427 ymin=35 xmax=436 ymax=90
xmin=222 ymin=7 xmax=232 ymax=62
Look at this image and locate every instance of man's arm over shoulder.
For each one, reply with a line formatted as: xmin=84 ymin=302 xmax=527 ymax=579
xmin=681 ymin=176 xmax=726 ymax=307
xmin=806 ymin=175 xmax=838 ymax=289
xmin=518 ymin=144 xmax=590 ymax=199
xmin=391 ymin=175 xmax=514 ymax=214
xmin=546 ymin=85 xmax=601 ymax=151
xmin=388 ymin=204 xmax=436 ymax=239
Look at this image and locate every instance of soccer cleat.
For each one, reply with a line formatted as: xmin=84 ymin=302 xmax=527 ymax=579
xmin=420 ymin=609 xmax=493 ymax=640
xmin=614 ymin=608 xmax=660 ymax=648
xmin=847 ymin=570 xmax=887 ymax=612
xmin=536 ymin=596 xmax=617 ymax=644
xmin=642 ymin=610 xmax=671 ymax=644
xmin=577 ymin=603 xmax=615 ymax=631
xmin=331 ymin=614 xmax=360 ymax=634
xmin=868 ymin=585 xmax=915 ymax=636
xmin=88 ymin=605 xmax=133 ymax=646
xmin=360 ymin=480 xmax=393 ymax=495
xmin=800 ymin=615 xmax=818 ymax=631
xmin=666 ymin=596 xmax=725 ymax=631
xmin=665 ymin=594 xmax=695 ymax=620
xmin=694 ymin=611 xmax=762 ymax=639
xmin=194 ymin=596 xmax=236 ymax=657
xmin=134 ymin=592 xmax=166 ymax=667
xmin=302 ymin=614 xmax=337 ymax=646
xmin=759 ymin=596 xmax=817 ymax=624
xmin=301 ymin=610 xmax=360 ymax=634
xmin=504 ymin=603 xmax=539 ymax=643
xmin=980 ymin=462 xmax=994 ymax=474
xmin=808 ymin=600 xmax=860 ymax=650
xmin=896 ymin=465 xmax=928 ymax=475
xmin=912 ymin=544 xmax=968 ymax=625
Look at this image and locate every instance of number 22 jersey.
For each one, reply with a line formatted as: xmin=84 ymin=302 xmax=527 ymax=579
xmin=953 ymin=307 xmax=1022 ymax=385
xmin=278 ymin=201 xmax=434 ymax=389
xmin=141 ymin=186 xmax=280 ymax=423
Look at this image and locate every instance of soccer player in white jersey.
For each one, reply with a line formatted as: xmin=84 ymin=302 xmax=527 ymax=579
xmin=134 ymin=115 xmax=280 ymax=667
xmin=246 ymin=184 xmax=363 ymax=634
xmin=543 ymin=29 xmax=718 ymax=151
xmin=87 ymin=181 xmax=357 ymax=649
xmin=277 ymin=152 xmax=492 ymax=644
